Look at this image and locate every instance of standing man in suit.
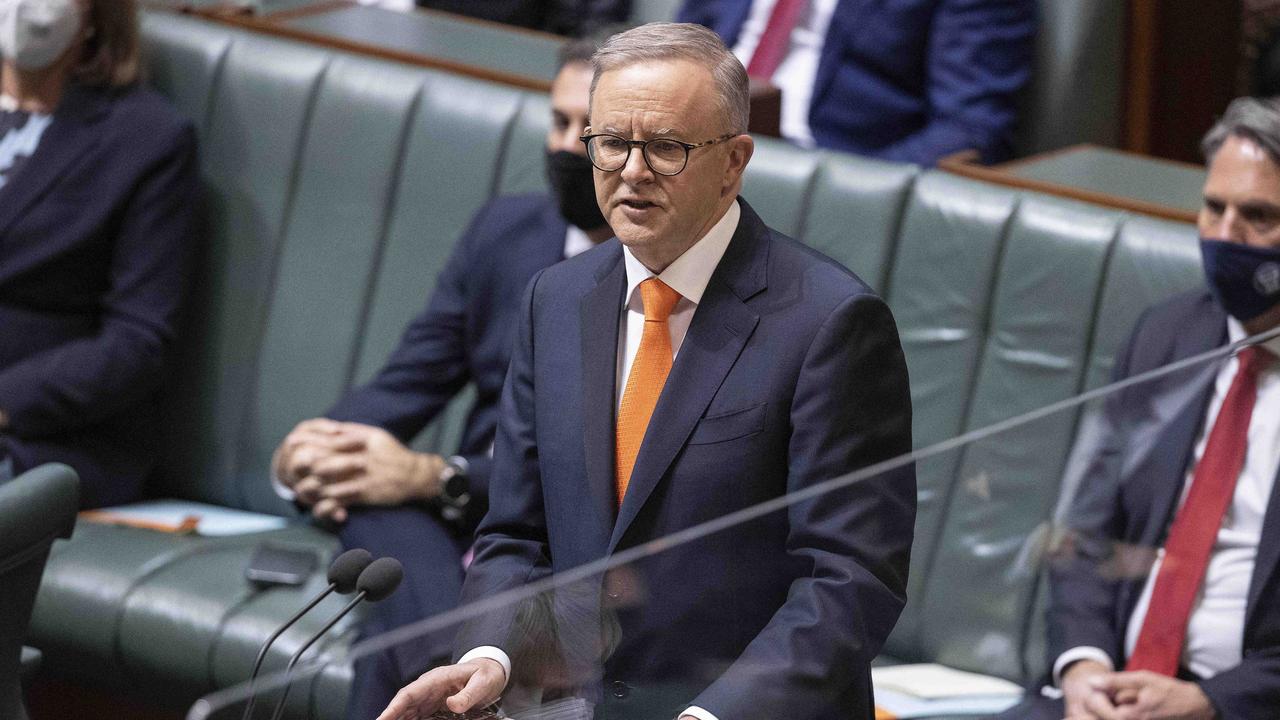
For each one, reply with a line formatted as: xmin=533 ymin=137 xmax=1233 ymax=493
xmin=270 ymin=36 xmax=613 ymax=720
xmin=378 ymin=22 xmax=915 ymax=720
xmin=1008 ymin=97 xmax=1280 ymax=720
xmin=677 ymin=0 xmax=1036 ymax=165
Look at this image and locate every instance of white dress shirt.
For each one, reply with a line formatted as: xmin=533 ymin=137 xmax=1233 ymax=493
xmin=730 ymin=0 xmax=838 ymax=148
xmin=465 ymin=201 xmax=741 ymax=720
xmin=1055 ymin=320 xmax=1280 ymax=685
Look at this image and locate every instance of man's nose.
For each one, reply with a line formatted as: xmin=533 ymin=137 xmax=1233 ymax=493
xmin=620 ymin=144 xmax=654 ymax=184
xmin=1209 ymin=208 xmax=1246 ymax=242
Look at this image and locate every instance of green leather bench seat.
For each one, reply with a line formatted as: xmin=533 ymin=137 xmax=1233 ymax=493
xmin=27 ymin=9 xmax=1206 ymax=717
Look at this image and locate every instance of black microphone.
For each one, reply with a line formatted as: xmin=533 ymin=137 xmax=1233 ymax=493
xmin=267 ymin=557 xmax=404 ymax=720
xmin=240 ymin=548 xmax=372 ymax=720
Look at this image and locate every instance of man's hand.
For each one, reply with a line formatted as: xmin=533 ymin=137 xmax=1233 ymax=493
xmin=375 ymin=659 xmax=506 ymax=720
xmin=1061 ymin=659 xmax=1115 ymax=720
xmin=304 ymin=424 xmax=445 ymax=523
xmin=272 ymin=418 xmax=362 ymax=493
xmin=1077 ymin=671 xmax=1216 ymax=720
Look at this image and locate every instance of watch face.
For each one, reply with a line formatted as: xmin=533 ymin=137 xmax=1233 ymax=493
xmin=443 ymin=472 xmax=469 ymax=502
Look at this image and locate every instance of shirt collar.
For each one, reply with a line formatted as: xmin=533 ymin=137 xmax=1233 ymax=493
xmin=621 ymin=200 xmax=740 ymax=308
xmin=1227 ymin=316 xmax=1280 ymax=360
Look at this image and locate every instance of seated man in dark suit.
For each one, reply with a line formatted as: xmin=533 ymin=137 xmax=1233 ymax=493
xmin=416 ymin=0 xmax=629 ymax=36
xmin=378 ymin=22 xmax=915 ymax=720
xmin=677 ymin=0 xmax=1036 ymax=165
xmin=1006 ymin=96 xmax=1280 ymax=720
xmin=269 ymin=36 xmax=613 ymax=720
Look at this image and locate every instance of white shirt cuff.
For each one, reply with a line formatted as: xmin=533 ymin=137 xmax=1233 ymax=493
xmin=458 ymin=646 xmax=511 ymax=690
xmin=1053 ymin=646 xmax=1114 ymax=687
xmin=679 ymin=706 xmax=719 ymax=720
xmin=270 ymin=472 xmax=296 ymax=501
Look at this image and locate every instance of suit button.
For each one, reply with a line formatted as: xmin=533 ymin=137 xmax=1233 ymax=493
xmin=611 ymin=680 xmax=629 ymax=699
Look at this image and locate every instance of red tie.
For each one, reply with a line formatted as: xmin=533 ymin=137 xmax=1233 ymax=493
xmin=1127 ymin=346 xmax=1275 ymax=676
xmin=746 ymin=0 xmax=808 ymax=80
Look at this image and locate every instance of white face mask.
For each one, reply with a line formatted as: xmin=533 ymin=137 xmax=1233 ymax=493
xmin=0 ymin=0 xmax=82 ymax=71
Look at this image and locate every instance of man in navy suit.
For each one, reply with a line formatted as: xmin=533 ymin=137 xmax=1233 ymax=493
xmin=378 ymin=22 xmax=915 ymax=720
xmin=270 ymin=37 xmax=613 ymax=720
xmin=677 ymin=0 xmax=1036 ymax=165
xmin=1007 ymin=98 xmax=1280 ymax=720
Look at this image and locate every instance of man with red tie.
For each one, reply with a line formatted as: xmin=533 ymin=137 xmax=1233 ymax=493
xmin=677 ymin=0 xmax=1036 ymax=165
xmin=1015 ymin=97 xmax=1280 ymax=720
xmin=377 ymin=21 xmax=915 ymax=720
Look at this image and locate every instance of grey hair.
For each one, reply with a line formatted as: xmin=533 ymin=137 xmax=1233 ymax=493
xmin=589 ymin=22 xmax=749 ymax=135
xmin=1202 ymin=96 xmax=1280 ymax=164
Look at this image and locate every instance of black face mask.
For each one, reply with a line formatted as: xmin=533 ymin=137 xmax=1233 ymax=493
xmin=545 ymin=150 xmax=608 ymax=233
xmin=1201 ymin=238 xmax=1280 ymax=321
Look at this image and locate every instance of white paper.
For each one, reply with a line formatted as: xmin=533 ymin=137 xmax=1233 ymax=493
xmin=91 ymin=499 xmax=288 ymax=536
xmin=873 ymin=688 xmax=1021 ymax=718
xmin=872 ymin=662 xmax=1023 ymax=699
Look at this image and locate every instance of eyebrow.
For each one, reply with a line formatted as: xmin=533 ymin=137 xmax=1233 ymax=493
xmin=598 ymin=125 xmax=687 ymax=138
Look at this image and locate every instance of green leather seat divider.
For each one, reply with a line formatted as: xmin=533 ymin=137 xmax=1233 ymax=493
xmin=496 ymin=94 xmax=552 ymax=196
xmin=879 ymin=172 xmax=1018 ymax=661
xmin=918 ymin=196 xmax=1119 ymax=682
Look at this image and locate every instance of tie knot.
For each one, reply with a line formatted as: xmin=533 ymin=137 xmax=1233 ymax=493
xmin=639 ymin=278 xmax=681 ymax=322
xmin=1238 ymin=346 xmax=1277 ymax=377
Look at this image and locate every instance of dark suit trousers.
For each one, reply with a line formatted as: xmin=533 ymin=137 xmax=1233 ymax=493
xmin=339 ymin=505 xmax=469 ymax=720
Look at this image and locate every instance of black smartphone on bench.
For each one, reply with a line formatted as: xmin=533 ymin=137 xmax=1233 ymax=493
xmin=244 ymin=543 xmax=317 ymax=587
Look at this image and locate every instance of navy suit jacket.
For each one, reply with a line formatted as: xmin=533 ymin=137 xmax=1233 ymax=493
xmin=677 ymin=0 xmax=1036 ymax=165
xmin=0 ymin=84 xmax=198 ymax=508
xmin=1049 ymin=290 xmax=1280 ymax=718
xmin=417 ymin=0 xmax=629 ymax=35
xmin=326 ymin=194 xmax=568 ymax=524
xmin=457 ymin=199 xmax=916 ymax=719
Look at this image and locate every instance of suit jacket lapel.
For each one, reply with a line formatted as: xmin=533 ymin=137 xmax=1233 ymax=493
xmin=580 ymin=247 xmax=626 ymax=532
xmin=607 ymin=202 xmax=767 ymax=553
xmin=1152 ymin=303 xmax=1230 ymax=531
xmin=0 ymin=85 xmax=108 ymax=240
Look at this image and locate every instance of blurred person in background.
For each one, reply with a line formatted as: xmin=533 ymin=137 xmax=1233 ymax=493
xmin=1003 ymin=96 xmax=1280 ymax=720
xmin=0 ymin=0 xmax=198 ymax=508
xmin=270 ymin=35 xmax=613 ymax=720
xmin=678 ymin=0 xmax=1036 ymax=166
xmin=416 ymin=0 xmax=630 ymax=36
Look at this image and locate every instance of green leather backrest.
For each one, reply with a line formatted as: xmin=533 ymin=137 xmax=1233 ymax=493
xmin=152 ymin=16 xmax=332 ymax=507
xmin=918 ymin=196 xmax=1119 ymax=681
xmin=879 ymin=171 xmax=1017 ymax=659
xmin=740 ymin=137 xmax=820 ymax=238
xmin=234 ymin=57 xmax=429 ymax=514
xmin=800 ymin=153 xmax=917 ymax=293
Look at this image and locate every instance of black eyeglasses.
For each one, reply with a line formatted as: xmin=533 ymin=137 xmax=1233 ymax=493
xmin=580 ymin=132 xmax=738 ymax=176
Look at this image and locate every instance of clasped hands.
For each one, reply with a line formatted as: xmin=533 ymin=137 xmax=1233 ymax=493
xmin=1061 ymin=660 xmax=1216 ymax=720
xmin=272 ymin=418 xmax=446 ymax=523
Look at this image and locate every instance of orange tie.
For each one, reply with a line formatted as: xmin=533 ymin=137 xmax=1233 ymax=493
xmin=616 ymin=278 xmax=682 ymax=506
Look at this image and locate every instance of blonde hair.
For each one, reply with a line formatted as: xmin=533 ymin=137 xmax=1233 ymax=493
xmin=76 ymin=0 xmax=141 ymax=88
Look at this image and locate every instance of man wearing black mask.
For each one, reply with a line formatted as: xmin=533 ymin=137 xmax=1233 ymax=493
xmin=268 ymin=34 xmax=612 ymax=720
xmin=1003 ymin=96 xmax=1280 ymax=720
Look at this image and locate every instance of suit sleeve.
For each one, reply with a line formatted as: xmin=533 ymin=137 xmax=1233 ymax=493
xmin=876 ymin=0 xmax=1036 ymax=165
xmin=0 ymin=123 xmax=198 ymax=438
xmin=1199 ymin=649 xmax=1280 ymax=718
xmin=1045 ymin=311 xmax=1149 ymax=671
xmin=452 ymin=268 xmax=553 ymax=657
xmin=694 ymin=292 xmax=916 ymax=720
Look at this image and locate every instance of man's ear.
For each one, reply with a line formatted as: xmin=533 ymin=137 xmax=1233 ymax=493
xmin=723 ymin=133 xmax=755 ymax=188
